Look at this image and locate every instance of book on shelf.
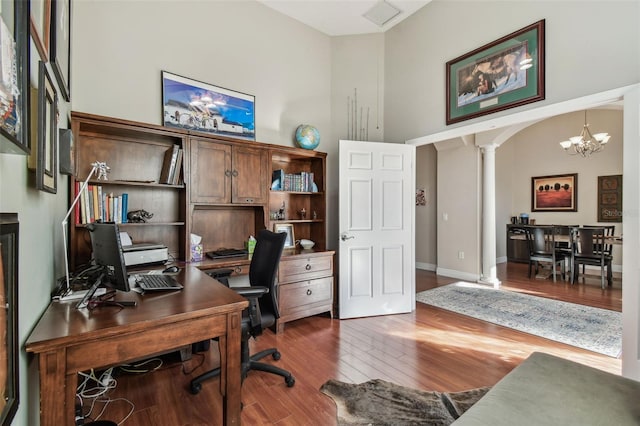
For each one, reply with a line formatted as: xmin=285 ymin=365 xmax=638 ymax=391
xmin=160 ymin=144 xmax=180 ymax=184
xmin=171 ymin=148 xmax=183 ymax=185
xmin=74 ymin=186 xmax=129 ymax=225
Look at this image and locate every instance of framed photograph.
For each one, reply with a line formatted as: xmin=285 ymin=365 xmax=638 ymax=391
xmin=446 ymin=20 xmax=545 ymax=125
xmin=50 ymin=0 xmax=70 ymax=101
xmin=35 ymin=61 xmax=58 ymax=193
xmin=161 ymin=71 xmax=255 ymax=141
xmin=531 ymin=173 xmax=577 ymax=212
xmin=598 ymin=175 xmax=622 ymax=222
xmin=30 ymin=0 xmax=51 ymax=60
xmin=0 ymin=1 xmax=30 ymax=155
xmin=273 ymin=223 xmax=295 ymax=249
xmin=0 ymin=214 xmax=20 ymax=426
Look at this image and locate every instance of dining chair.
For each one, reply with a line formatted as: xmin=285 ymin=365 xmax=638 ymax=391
xmin=570 ymin=227 xmax=613 ymax=289
xmin=525 ymin=226 xmax=566 ymax=282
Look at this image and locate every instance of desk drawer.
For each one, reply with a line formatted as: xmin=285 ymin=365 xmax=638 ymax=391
xmin=278 ymin=255 xmax=333 ymax=283
xmin=279 ymin=277 xmax=333 ymax=317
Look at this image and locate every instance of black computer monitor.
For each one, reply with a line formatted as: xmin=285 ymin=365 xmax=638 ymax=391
xmin=78 ymin=222 xmax=130 ymax=308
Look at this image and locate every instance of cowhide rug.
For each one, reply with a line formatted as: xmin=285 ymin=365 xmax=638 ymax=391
xmin=320 ymin=378 xmax=489 ymax=426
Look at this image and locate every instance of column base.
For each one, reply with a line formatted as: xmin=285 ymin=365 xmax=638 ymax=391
xmin=477 ymin=276 xmax=501 ymax=288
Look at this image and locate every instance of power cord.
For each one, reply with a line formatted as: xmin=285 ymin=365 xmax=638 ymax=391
xmin=77 ymin=368 xmax=134 ymax=425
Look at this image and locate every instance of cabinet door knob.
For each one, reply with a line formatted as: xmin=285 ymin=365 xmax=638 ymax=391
xmin=305 ymin=264 xmax=311 ymax=271
xmin=232 ymin=170 xmax=239 ymax=177
xmin=225 ymin=170 xmax=232 ymax=177
xmin=234 ymin=266 xmax=242 ymax=273
xmin=306 ymin=289 xmax=312 ymax=296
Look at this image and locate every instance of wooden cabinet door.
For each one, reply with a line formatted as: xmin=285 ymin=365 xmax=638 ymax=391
xmin=190 ymin=138 xmax=231 ymax=203
xmin=231 ymin=146 xmax=268 ymax=204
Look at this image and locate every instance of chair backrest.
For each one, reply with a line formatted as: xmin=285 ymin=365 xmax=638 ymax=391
xmin=525 ymin=226 xmax=555 ymax=255
xmin=583 ymin=225 xmax=615 ymax=255
xmin=249 ymin=229 xmax=287 ymax=319
xmin=572 ymin=227 xmax=606 ymax=260
xmin=552 ymin=225 xmax=578 ymax=249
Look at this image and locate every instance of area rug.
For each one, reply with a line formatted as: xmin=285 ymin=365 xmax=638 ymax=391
xmin=320 ymin=378 xmax=489 ymax=426
xmin=416 ymin=282 xmax=622 ymax=357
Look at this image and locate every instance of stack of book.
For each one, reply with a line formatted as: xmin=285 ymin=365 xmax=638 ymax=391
xmin=272 ymin=169 xmax=315 ymax=192
xmin=159 ymin=144 xmax=183 ymax=185
xmin=74 ymin=182 xmax=128 ymax=224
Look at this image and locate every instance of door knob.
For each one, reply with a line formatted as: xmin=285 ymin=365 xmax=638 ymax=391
xmin=341 ymin=233 xmax=354 ymax=241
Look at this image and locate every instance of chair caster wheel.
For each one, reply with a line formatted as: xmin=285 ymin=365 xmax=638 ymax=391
xmin=190 ymin=382 xmax=202 ymax=395
xmin=285 ymin=375 xmax=295 ymax=387
xmin=272 ymin=351 xmax=281 ymax=361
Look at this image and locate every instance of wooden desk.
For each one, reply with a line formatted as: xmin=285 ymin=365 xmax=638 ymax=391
xmin=25 ymin=267 xmax=248 ymax=426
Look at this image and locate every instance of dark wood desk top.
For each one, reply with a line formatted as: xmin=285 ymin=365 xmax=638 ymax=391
xmin=25 ymin=266 xmax=248 ymax=354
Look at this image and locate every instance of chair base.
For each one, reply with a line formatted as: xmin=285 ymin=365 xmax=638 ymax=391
xmin=189 ymin=344 xmax=295 ymax=395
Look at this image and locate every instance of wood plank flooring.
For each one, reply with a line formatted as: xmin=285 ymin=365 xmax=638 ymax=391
xmin=84 ymin=262 xmax=622 ymax=425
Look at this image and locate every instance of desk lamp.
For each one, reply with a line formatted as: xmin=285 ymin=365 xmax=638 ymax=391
xmin=59 ymin=161 xmax=110 ymax=300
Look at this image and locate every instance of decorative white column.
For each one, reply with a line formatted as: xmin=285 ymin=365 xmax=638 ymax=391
xmin=478 ymin=144 xmax=501 ymax=287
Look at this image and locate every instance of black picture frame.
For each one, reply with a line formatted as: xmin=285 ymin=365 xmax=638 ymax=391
xmin=0 ymin=213 xmax=19 ymax=426
xmin=0 ymin=0 xmax=31 ymax=155
xmin=161 ymin=70 xmax=256 ymax=141
xmin=531 ymin=173 xmax=578 ymax=212
xmin=35 ymin=61 xmax=58 ymax=193
xmin=50 ymin=0 xmax=70 ymax=101
xmin=446 ymin=20 xmax=545 ymax=125
xmin=598 ymin=175 xmax=622 ymax=222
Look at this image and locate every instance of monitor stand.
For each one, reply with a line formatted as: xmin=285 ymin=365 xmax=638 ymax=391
xmin=76 ymin=273 xmax=105 ymax=309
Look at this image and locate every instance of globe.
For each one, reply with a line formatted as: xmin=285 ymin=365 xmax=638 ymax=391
xmin=295 ymin=125 xmax=320 ymax=150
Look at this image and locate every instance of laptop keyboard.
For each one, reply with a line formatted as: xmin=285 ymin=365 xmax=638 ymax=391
xmin=135 ymin=274 xmax=183 ymax=291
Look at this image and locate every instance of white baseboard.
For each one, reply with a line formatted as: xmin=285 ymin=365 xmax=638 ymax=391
xmin=496 ymin=256 xmax=508 ymax=264
xmin=416 ymin=262 xmax=437 ymax=271
xmin=436 ymin=267 xmax=480 ymax=282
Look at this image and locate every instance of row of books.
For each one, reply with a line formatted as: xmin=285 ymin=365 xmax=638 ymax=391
xmin=75 ymin=182 xmax=129 ymax=224
xmin=271 ymin=169 xmax=316 ymax=192
xmin=159 ymin=144 xmax=183 ymax=185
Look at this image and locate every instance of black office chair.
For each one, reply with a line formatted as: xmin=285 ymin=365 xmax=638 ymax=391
xmin=189 ymin=229 xmax=295 ymax=395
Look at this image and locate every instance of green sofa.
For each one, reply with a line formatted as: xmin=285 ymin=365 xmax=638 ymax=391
xmin=454 ymin=352 xmax=640 ymax=425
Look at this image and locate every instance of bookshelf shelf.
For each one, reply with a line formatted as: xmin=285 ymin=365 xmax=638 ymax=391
xmin=88 ymin=180 xmax=185 ymax=189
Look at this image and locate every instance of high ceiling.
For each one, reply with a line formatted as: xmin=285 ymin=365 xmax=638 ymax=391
xmin=258 ymin=0 xmax=432 ymax=36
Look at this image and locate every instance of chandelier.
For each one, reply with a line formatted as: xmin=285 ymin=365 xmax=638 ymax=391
xmin=559 ymin=110 xmax=610 ymax=157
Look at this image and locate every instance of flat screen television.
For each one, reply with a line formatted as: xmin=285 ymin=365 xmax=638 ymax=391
xmin=78 ymin=222 xmax=131 ymax=308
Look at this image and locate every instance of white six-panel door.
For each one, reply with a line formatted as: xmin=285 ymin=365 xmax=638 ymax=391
xmin=339 ymin=140 xmax=415 ymax=319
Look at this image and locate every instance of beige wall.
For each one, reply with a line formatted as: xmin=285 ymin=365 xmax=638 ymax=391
xmin=415 ymin=144 xmax=437 ymax=269
xmin=496 ymin=109 xmax=624 ymax=266
xmin=384 ymin=1 xmax=638 ymax=277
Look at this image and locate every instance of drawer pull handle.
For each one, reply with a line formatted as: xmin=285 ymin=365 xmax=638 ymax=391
xmin=305 ymin=264 xmax=311 ymax=271
xmin=235 ymin=266 xmax=242 ymax=273
xmin=306 ymin=289 xmax=312 ymax=296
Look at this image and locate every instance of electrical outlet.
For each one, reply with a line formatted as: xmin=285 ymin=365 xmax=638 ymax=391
xmin=458 ymin=251 xmax=464 ymax=259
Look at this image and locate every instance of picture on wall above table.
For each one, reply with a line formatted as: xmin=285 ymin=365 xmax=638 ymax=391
xmin=598 ymin=174 xmax=622 ymax=222
xmin=446 ymin=19 xmax=545 ymax=125
xmin=28 ymin=62 xmax=58 ymax=194
xmin=50 ymin=0 xmax=70 ymax=101
xmin=531 ymin=173 xmax=577 ymax=212
xmin=0 ymin=1 xmax=30 ymax=155
xmin=30 ymin=0 xmax=51 ymax=60
xmin=161 ymin=71 xmax=255 ymax=141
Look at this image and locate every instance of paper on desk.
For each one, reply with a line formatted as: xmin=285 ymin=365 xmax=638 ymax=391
xmin=120 ymin=232 xmax=133 ymax=246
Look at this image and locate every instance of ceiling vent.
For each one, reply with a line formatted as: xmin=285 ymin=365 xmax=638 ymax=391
xmin=363 ymin=1 xmax=401 ymax=27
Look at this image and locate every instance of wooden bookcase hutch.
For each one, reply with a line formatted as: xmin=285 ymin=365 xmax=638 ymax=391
xmin=69 ymin=112 xmax=333 ymax=332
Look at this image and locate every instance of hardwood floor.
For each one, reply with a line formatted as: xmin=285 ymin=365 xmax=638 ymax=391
xmin=86 ymin=262 xmax=622 ymax=425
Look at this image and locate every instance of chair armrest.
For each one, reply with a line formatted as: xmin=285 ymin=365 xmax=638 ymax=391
xmin=205 ymin=268 xmax=235 ymax=286
xmin=233 ymin=286 xmax=269 ymax=299
xmin=232 ymin=285 xmax=269 ymax=336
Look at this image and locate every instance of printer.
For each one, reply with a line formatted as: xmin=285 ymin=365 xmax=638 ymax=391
xmin=119 ymin=232 xmax=168 ymax=266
